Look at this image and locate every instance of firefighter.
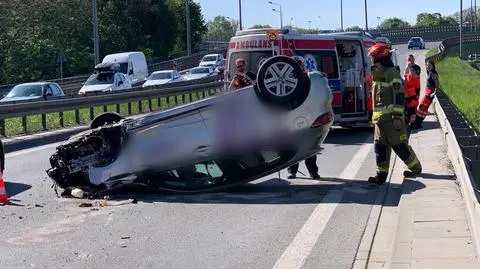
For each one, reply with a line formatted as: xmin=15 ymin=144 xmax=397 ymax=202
xmin=409 ymin=59 xmax=439 ymax=129
xmin=228 ymin=58 xmax=257 ymax=90
xmin=287 ymin=55 xmax=320 ymax=180
xmin=404 ymin=54 xmax=421 ymax=127
xmin=367 ymin=43 xmax=422 ymax=185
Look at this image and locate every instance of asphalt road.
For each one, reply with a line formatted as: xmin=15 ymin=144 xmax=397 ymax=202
xmin=0 ymin=44 xmax=436 ymax=269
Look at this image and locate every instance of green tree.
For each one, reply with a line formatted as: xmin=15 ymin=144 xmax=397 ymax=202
xmin=167 ymin=0 xmax=208 ymax=52
xmin=415 ymin=12 xmax=457 ymax=27
xmin=204 ymin=16 xmax=239 ymax=41
xmin=379 ymin=18 xmax=410 ymax=29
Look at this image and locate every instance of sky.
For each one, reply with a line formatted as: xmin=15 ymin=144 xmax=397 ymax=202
xmin=196 ymin=0 xmax=464 ymax=30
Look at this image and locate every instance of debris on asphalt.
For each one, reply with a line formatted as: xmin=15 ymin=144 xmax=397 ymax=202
xmin=79 ymin=203 xmax=93 ymax=208
xmin=121 ymin=236 xmax=131 ymax=240
xmin=35 ymin=204 xmax=43 ymax=208
xmin=71 ymin=188 xmax=85 ymax=199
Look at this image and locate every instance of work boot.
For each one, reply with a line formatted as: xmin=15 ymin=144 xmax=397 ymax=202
xmin=310 ymin=172 xmax=320 ymax=179
xmin=368 ymin=172 xmax=388 ymax=185
xmin=403 ymin=168 xmax=422 ymax=177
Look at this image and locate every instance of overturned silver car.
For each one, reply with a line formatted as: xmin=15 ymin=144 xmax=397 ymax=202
xmin=46 ymin=56 xmax=334 ymax=195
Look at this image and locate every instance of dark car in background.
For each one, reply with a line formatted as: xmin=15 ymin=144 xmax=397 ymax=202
xmin=408 ymin=37 xmax=426 ymax=49
xmin=0 ymin=82 xmax=65 ymax=103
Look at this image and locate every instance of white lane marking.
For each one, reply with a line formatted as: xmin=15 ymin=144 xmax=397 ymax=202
xmin=271 ymin=134 xmax=373 ymax=269
xmin=5 ymin=142 xmax=62 ymax=158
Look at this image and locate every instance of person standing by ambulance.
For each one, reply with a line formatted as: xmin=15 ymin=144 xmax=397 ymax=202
xmin=287 ymin=56 xmax=320 ymax=180
xmin=367 ymin=43 xmax=422 ymax=185
xmin=404 ymin=54 xmax=421 ymax=128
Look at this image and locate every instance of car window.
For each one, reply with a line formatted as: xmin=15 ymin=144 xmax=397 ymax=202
xmin=50 ymin=84 xmax=62 ymax=95
xmin=85 ymin=73 xmax=114 ymax=85
xmin=202 ymin=56 xmax=217 ymax=62
xmin=149 ymin=72 xmax=173 ymax=80
xmin=190 ymin=68 xmax=210 ymax=74
xmin=159 ymin=160 xmax=225 ymax=189
xmin=6 ymin=84 xmax=44 ymax=98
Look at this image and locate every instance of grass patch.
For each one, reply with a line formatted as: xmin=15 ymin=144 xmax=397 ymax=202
xmin=437 ymin=57 xmax=480 ymax=132
xmin=3 ymin=89 xmax=222 ymax=137
xmin=426 ymin=47 xmax=439 ymax=58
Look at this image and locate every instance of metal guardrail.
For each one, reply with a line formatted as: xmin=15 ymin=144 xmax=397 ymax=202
xmin=0 ymin=75 xmax=225 ymax=137
xmin=426 ymin=32 xmax=480 ymax=63
xmin=0 ymin=42 xmax=229 ymax=97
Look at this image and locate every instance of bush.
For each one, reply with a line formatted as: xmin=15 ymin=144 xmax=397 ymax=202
xmin=436 ymin=57 xmax=480 ymax=132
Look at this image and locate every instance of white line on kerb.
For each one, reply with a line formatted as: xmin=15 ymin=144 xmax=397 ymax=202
xmin=5 ymin=142 xmax=62 ymax=158
xmin=271 ymin=135 xmax=373 ymax=269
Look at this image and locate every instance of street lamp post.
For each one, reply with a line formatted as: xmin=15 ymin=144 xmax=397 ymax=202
xmin=364 ymin=0 xmax=369 ymax=30
xmin=377 ymin=16 xmax=381 ymax=28
xmin=239 ymin=0 xmax=243 ymax=30
xmin=340 ymin=0 xmax=344 ymax=31
xmin=268 ymin=1 xmax=283 ymax=29
xmin=185 ymin=0 xmax=192 ymax=56
xmin=460 ymin=0 xmax=463 ymax=59
xmin=92 ymin=0 xmax=99 ymax=65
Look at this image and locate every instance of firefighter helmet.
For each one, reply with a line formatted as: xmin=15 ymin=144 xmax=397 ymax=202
xmin=368 ymin=43 xmax=391 ymax=62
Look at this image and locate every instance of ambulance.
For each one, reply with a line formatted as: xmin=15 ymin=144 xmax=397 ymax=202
xmin=225 ymin=28 xmax=376 ymax=127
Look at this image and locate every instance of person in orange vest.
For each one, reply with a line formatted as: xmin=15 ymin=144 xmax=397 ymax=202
xmin=228 ymin=58 xmax=257 ymax=90
xmin=404 ymin=54 xmax=421 ymax=127
xmin=287 ymin=55 xmax=320 ymax=179
xmin=409 ymin=59 xmax=439 ymax=129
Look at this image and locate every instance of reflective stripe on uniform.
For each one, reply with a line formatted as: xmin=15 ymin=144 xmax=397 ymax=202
xmin=372 ymin=106 xmax=404 ymax=118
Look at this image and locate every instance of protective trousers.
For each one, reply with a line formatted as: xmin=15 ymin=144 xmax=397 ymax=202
xmin=374 ymin=118 xmax=422 ymax=182
xmin=288 ymin=155 xmax=318 ymax=176
xmin=404 ymin=86 xmax=420 ymax=123
xmin=410 ymin=87 xmax=435 ymax=129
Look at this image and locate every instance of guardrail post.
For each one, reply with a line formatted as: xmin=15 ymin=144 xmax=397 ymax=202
xmin=148 ymin=99 xmax=153 ymax=111
xmin=0 ymin=120 xmax=5 ymax=137
xmin=116 ymin=104 xmax=120 ymax=114
xmin=128 ymin=102 xmax=132 ymax=115
xmin=138 ymin=100 xmax=143 ymax=113
xmin=59 ymin=111 xmax=64 ymax=127
xmin=89 ymin=107 xmax=94 ymax=121
xmin=103 ymin=105 xmax=107 ymax=112
xmin=22 ymin=116 xmax=27 ymax=134
xmin=167 ymin=97 xmax=171 ymax=108
xmin=41 ymin=114 xmax=47 ymax=131
xmin=75 ymin=109 xmax=80 ymax=124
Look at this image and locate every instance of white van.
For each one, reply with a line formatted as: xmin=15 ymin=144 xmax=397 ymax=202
xmin=102 ymin=52 xmax=148 ymax=87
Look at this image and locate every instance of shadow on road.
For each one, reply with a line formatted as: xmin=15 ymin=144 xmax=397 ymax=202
xmin=5 ymin=181 xmax=32 ymax=197
xmin=324 ymin=127 xmax=373 ymax=146
xmin=98 ymin=176 xmax=428 ymax=206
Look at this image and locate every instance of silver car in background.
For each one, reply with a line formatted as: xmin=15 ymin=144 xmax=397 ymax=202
xmin=46 ymin=56 xmax=334 ymax=196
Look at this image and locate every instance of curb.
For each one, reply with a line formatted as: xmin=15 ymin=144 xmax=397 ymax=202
xmin=434 ymin=97 xmax=480 ymax=261
xmin=351 ymin=154 xmax=400 ymax=269
xmin=2 ymin=125 xmax=89 ymax=153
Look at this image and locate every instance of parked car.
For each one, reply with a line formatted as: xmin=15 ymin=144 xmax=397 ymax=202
xmin=102 ymin=51 xmax=148 ymax=87
xmin=408 ymin=37 xmax=426 ymax=49
xmin=46 ymin=56 xmax=334 ymax=195
xmin=79 ymin=62 xmax=132 ymax=95
xmin=199 ymin=54 xmax=225 ymax=69
xmin=0 ymin=82 xmax=65 ymax=103
xmin=184 ymin=66 xmax=218 ymax=81
xmin=142 ymin=70 xmax=182 ymax=88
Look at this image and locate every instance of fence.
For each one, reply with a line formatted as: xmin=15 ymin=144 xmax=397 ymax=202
xmin=424 ymin=32 xmax=480 ymax=195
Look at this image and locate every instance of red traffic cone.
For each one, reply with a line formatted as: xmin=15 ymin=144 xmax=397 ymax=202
xmin=0 ymin=172 xmax=10 ymax=204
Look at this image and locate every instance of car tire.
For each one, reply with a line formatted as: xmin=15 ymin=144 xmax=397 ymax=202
xmin=90 ymin=112 xmax=125 ymax=129
xmin=255 ymin=55 xmax=307 ymax=110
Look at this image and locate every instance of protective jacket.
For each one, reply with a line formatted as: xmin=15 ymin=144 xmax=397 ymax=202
xmin=371 ymin=65 xmax=406 ymax=124
xmin=404 ymin=64 xmax=421 ymax=122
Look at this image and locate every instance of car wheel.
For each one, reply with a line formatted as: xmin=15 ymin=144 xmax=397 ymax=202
xmin=255 ymin=55 xmax=307 ymax=110
xmin=90 ymin=112 xmax=125 ymax=129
